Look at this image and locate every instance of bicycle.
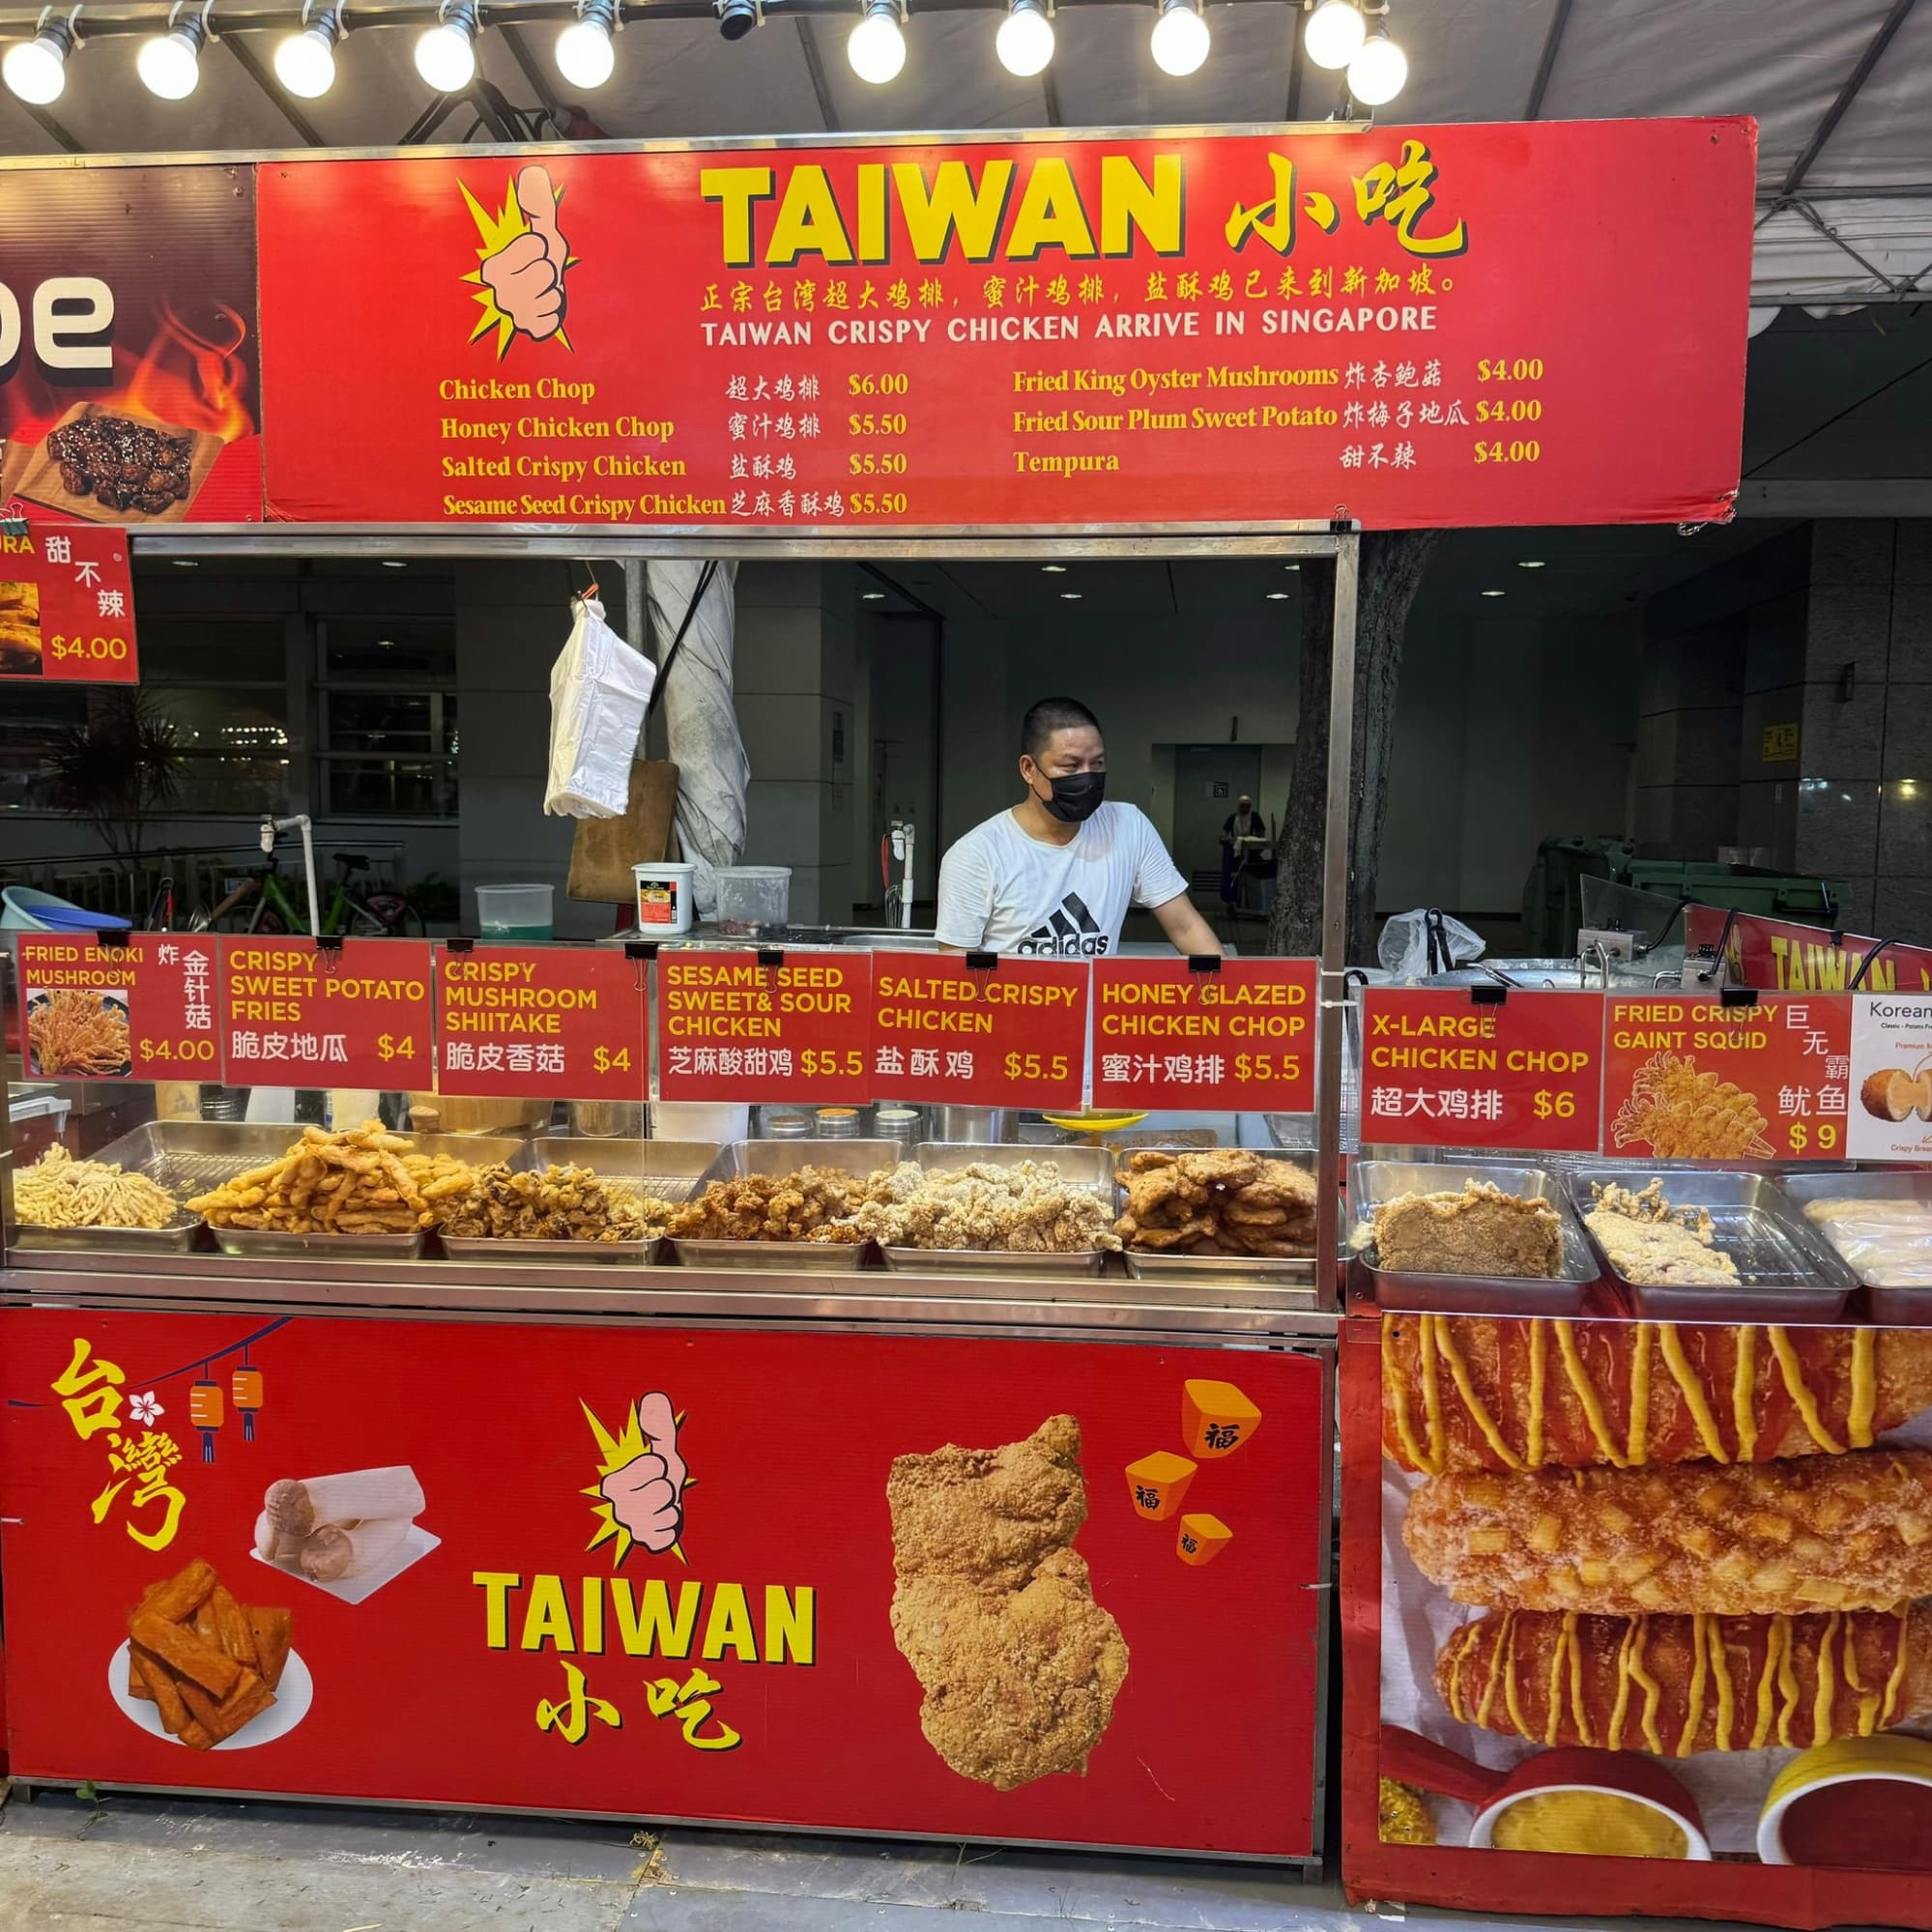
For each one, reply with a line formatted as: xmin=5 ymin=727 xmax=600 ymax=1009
xmin=191 ymin=851 xmax=425 ymax=937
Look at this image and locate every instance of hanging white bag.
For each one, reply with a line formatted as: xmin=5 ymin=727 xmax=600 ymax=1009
xmin=544 ymin=594 xmax=657 ymax=819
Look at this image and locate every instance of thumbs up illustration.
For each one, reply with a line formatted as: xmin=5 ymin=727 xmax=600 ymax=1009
xmin=478 ymin=163 xmax=570 ymax=342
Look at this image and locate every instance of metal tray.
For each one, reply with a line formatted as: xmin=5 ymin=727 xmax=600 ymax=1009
xmin=1779 ymin=1169 xmax=1932 ymax=1323
xmin=10 ymin=1211 xmax=203 ymax=1256
xmin=1348 ymin=1160 xmax=1600 ymax=1315
xmin=667 ymin=1139 xmax=899 ymax=1272
xmin=513 ymin=1137 xmax=718 ymax=1202
xmin=210 ymin=1226 xmax=426 ymax=1260
xmin=437 ymin=1233 xmax=659 ymax=1266
xmin=1571 ymin=1168 xmax=1856 ymax=1321
xmin=879 ymin=1142 xmax=1115 ymax=1276
xmin=1114 ymin=1147 xmax=1318 ymax=1285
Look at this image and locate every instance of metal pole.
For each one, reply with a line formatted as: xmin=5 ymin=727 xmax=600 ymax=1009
xmin=1313 ymin=531 xmax=1359 ymax=1315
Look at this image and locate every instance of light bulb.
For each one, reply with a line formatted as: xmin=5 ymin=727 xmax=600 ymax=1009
xmin=847 ymin=1 xmax=904 ymax=83
xmin=273 ymin=17 xmax=337 ymax=97
xmin=1303 ymin=0 xmax=1363 ymax=69
xmin=137 ymin=21 xmax=203 ymax=99
xmin=416 ymin=6 xmax=477 ymax=91
xmin=3 ymin=23 xmax=72 ymax=104
xmin=1346 ymin=26 xmax=1406 ymax=104
xmin=556 ymin=9 xmax=616 ymax=86
xmin=1149 ymin=0 xmax=1207 ymax=76
xmin=995 ymin=0 xmax=1053 ymax=76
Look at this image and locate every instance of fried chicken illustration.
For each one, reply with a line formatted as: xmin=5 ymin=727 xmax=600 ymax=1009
xmin=887 ymin=1414 xmax=1129 ymax=1790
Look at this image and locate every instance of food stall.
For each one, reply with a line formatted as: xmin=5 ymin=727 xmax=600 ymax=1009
xmin=0 ymin=116 xmax=1754 ymax=1867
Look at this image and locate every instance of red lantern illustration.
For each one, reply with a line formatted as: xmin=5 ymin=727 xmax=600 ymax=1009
xmin=189 ymin=1375 xmax=224 ymax=1463
xmin=232 ymin=1360 xmax=264 ymax=1441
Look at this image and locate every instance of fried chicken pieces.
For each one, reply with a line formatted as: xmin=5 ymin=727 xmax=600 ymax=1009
xmin=667 ymin=1166 xmax=867 ymax=1242
xmin=853 ymin=1161 xmax=1121 ymax=1254
xmin=887 ymin=1415 xmax=1129 ymax=1790
xmin=1113 ymin=1149 xmax=1317 ymax=1257
xmin=440 ymin=1163 xmax=675 ymax=1242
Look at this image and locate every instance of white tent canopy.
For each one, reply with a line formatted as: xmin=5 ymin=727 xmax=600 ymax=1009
xmin=0 ymin=0 xmax=1924 ymax=313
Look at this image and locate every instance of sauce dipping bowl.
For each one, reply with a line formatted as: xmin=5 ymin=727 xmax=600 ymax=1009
xmin=1758 ymin=1735 xmax=1932 ymax=1868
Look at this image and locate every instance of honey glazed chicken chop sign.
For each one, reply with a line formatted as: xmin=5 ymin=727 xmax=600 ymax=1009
xmin=0 ymin=118 xmax=1751 ymax=537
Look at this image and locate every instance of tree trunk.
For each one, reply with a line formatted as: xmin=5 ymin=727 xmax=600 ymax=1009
xmin=1266 ymin=530 xmax=1441 ymax=965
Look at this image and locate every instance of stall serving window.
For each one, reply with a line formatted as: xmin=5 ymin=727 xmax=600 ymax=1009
xmin=317 ymin=618 xmax=458 ymax=820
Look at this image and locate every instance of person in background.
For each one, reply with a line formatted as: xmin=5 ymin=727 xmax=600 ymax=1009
xmin=935 ymin=696 xmax=1224 ymax=959
xmin=1220 ymin=793 xmax=1266 ymax=909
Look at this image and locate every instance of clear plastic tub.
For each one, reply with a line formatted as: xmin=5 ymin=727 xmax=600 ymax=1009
xmin=475 ymin=882 xmax=554 ymax=940
xmin=714 ymin=865 xmax=791 ymax=935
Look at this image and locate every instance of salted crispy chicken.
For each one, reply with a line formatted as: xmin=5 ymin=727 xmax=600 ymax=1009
xmin=887 ymin=1414 xmax=1129 ymax=1789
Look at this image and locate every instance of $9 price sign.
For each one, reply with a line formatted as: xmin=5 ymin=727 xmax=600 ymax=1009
xmin=435 ymin=944 xmax=645 ymax=1101
xmin=1360 ymin=988 xmax=1604 ymax=1152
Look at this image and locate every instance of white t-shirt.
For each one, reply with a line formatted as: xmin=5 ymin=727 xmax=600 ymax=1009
xmin=934 ymin=803 xmax=1190 ymax=956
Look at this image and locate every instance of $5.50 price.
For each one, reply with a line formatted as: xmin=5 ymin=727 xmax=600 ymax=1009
xmin=49 ymin=633 xmax=130 ymax=664
xmin=1004 ymin=1052 xmax=1071 ymax=1083
xmin=800 ymin=1047 xmax=862 ymax=1079
xmin=1232 ymin=1053 xmax=1303 ymax=1082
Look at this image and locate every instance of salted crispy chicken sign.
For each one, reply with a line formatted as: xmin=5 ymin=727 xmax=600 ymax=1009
xmin=0 ymin=120 xmax=1751 ymax=533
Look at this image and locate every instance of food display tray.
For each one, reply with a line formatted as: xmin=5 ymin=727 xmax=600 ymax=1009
xmin=210 ymin=1226 xmax=426 ymax=1260
xmin=879 ymin=1142 xmax=1115 ymax=1277
xmin=1570 ymin=1168 xmax=1856 ymax=1321
xmin=666 ymin=1139 xmax=901 ymax=1272
xmin=1778 ymin=1169 xmax=1932 ymax=1324
xmin=1348 ymin=1159 xmax=1601 ymax=1315
xmin=11 ymin=1214 xmax=203 ymax=1256
xmin=437 ymin=1234 xmax=658 ymax=1266
xmin=1116 ymin=1147 xmax=1318 ymax=1285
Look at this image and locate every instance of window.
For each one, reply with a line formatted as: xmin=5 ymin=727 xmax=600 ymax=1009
xmin=0 ymin=686 xmax=87 ymax=811
xmin=317 ymin=619 xmax=459 ymax=819
xmin=141 ymin=617 xmax=293 ymax=815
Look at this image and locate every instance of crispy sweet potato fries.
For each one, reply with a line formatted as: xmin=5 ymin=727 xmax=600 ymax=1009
xmin=126 ymin=1557 xmax=292 ymax=1749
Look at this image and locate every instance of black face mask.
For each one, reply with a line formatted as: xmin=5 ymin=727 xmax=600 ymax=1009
xmin=1038 ymin=769 xmax=1106 ymax=824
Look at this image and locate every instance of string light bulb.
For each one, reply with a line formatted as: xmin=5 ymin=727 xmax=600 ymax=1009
xmin=1346 ymin=22 xmax=1406 ymax=104
xmin=415 ymin=0 xmax=478 ymax=91
xmin=847 ymin=0 xmax=904 ymax=83
xmin=995 ymin=0 xmax=1053 ymax=76
xmin=1302 ymin=0 xmax=1363 ymax=69
xmin=3 ymin=8 xmax=77 ymax=104
xmin=137 ymin=0 xmax=208 ymax=98
xmin=273 ymin=0 xmax=340 ymax=97
xmin=1149 ymin=0 xmax=1207 ymax=76
xmin=556 ymin=0 xmax=617 ymax=87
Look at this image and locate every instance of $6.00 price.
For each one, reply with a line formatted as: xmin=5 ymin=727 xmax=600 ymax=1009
xmin=1532 ymin=1089 xmax=1574 ymax=1121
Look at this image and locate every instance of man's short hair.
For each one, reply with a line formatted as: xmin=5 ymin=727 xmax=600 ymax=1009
xmin=1022 ymin=696 xmax=1102 ymax=761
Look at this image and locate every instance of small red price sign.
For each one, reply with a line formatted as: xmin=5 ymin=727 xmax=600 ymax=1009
xmin=16 ymin=933 xmax=218 ymax=1081
xmin=1359 ymin=988 xmax=1604 ymax=1151
xmin=435 ymin=944 xmax=644 ymax=1101
xmin=656 ymin=948 xmax=871 ymax=1103
xmin=218 ymin=936 xmax=433 ymax=1090
xmin=870 ymin=951 xmax=1088 ymax=1110
xmin=1090 ymin=958 xmax=1316 ymax=1112
xmin=1603 ymin=992 xmax=1851 ymax=1162
xmin=0 ymin=513 xmax=138 ymax=684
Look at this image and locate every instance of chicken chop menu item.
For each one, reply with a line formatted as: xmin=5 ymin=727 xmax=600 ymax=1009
xmin=439 ymin=1163 xmax=674 ymax=1242
xmin=887 ymin=1414 xmax=1129 ymax=1789
xmin=667 ymin=1167 xmax=866 ymax=1242
xmin=853 ymin=1160 xmax=1120 ymax=1254
xmin=1370 ymin=1180 xmax=1562 ymax=1280
xmin=187 ymin=1120 xmax=476 ymax=1235
xmin=1584 ymin=1179 xmax=1739 ymax=1288
xmin=46 ymin=412 xmax=194 ymax=513
xmin=1113 ymin=1149 xmax=1316 ymax=1257
xmin=124 ymin=1556 xmax=293 ymax=1749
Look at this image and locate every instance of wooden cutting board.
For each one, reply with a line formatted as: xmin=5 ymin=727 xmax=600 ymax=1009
xmin=2 ymin=401 xmax=224 ymax=525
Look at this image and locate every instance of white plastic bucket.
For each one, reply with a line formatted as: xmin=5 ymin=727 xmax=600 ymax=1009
xmin=634 ymin=861 xmax=696 ymax=935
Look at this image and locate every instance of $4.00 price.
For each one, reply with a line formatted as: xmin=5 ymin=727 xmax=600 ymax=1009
xmin=138 ymin=1035 xmax=216 ymax=1065
xmin=49 ymin=633 xmax=130 ymax=664
xmin=591 ymin=1046 xmax=631 ymax=1075
xmin=1004 ymin=1052 xmax=1071 ymax=1083
xmin=376 ymin=1032 xmax=414 ymax=1062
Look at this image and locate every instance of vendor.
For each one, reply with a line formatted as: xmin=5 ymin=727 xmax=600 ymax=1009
xmin=935 ymin=697 xmax=1224 ymax=959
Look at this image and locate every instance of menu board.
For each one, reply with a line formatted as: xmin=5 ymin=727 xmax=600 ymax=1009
xmin=1089 ymin=958 xmax=1316 ymax=1113
xmin=434 ymin=943 xmax=645 ymax=1101
xmin=1602 ymin=993 xmax=1850 ymax=1164
xmin=655 ymin=949 xmax=871 ymax=1104
xmin=219 ymin=937 xmax=433 ymax=1090
xmin=870 ymin=951 xmax=1088 ymax=1110
xmin=14 ymin=934 xmax=218 ymax=1081
xmin=1359 ymin=989 xmax=1603 ymax=1151
xmin=0 ymin=514 xmax=139 ymax=684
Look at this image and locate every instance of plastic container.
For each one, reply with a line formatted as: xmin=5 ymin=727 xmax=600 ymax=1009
xmin=2 ymin=885 xmax=130 ymax=932
xmin=634 ymin=861 xmax=695 ymax=936
xmin=714 ymin=865 xmax=792 ymax=936
xmin=476 ymin=882 xmax=554 ymax=941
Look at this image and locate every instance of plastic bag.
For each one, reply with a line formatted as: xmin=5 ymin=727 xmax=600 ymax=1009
xmin=1378 ymin=908 xmax=1485 ymax=981
xmin=545 ymin=596 xmax=657 ymax=819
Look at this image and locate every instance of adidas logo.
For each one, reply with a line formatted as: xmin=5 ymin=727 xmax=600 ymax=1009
xmin=1016 ymin=892 xmax=1110 ymax=957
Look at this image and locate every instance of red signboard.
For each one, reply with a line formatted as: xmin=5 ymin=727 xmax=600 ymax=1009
xmin=1603 ymin=992 xmax=1851 ymax=1163
xmin=1090 ymin=958 xmax=1316 ymax=1112
xmin=655 ymin=948 xmax=870 ymax=1104
xmin=1684 ymin=905 xmax=1932 ymax=995
xmin=217 ymin=937 xmax=433 ymax=1091
xmin=434 ymin=943 xmax=642 ymax=1101
xmin=0 ymin=1308 xmax=1327 ymax=1858
xmin=1359 ymin=989 xmax=1603 ymax=1150
xmin=871 ymin=951 xmax=1088 ymax=1109
xmin=15 ymin=934 xmax=219 ymax=1081
xmin=0 ymin=514 xmax=138 ymax=683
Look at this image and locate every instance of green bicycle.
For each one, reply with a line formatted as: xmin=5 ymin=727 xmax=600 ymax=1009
xmin=192 ymin=850 xmax=425 ymax=937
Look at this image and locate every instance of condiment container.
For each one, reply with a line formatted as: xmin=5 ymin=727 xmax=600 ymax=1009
xmin=633 ymin=861 xmax=695 ymax=935
xmin=875 ymin=1106 xmax=921 ymax=1147
xmin=476 ymin=881 xmax=554 ymax=941
xmin=714 ymin=864 xmax=792 ymax=935
xmin=815 ymin=1106 xmax=861 ymax=1139
xmin=1757 ymin=1735 xmax=1932 ymax=1868
xmin=761 ymin=1109 xmax=811 ymax=1139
